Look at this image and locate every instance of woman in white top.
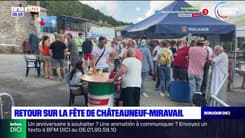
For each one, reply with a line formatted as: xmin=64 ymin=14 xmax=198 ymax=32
xmin=114 ymin=48 xmax=142 ymax=106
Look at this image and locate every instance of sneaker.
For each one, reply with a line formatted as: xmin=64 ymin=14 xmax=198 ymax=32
xmin=142 ymin=92 xmax=149 ymax=98
xmin=166 ymin=92 xmax=170 ymax=97
xmin=160 ymin=92 xmax=165 ymax=97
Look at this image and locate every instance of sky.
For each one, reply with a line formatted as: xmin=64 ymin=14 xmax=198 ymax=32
xmin=80 ymin=1 xmax=245 ymax=24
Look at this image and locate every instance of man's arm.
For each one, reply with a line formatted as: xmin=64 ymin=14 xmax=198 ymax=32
xmin=91 ymin=49 xmax=96 ymax=72
xmin=153 ymin=47 xmax=158 ymax=57
xmin=64 ymin=45 xmax=68 ymax=56
xmin=114 ymin=64 xmax=127 ymax=81
xmin=155 ymin=55 xmax=160 ymax=71
xmin=49 ymin=44 xmax=53 ymax=57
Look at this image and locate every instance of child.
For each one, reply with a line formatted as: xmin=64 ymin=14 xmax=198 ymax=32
xmin=70 ymin=61 xmax=84 ymax=87
xmin=69 ymin=61 xmax=88 ymax=106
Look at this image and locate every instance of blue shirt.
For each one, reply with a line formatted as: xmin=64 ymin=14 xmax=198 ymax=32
xmin=139 ymin=46 xmax=154 ymax=73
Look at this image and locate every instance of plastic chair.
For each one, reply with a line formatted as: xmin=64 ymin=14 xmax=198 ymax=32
xmin=64 ymin=72 xmax=88 ymax=106
xmin=169 ymin=81 xmax=190 ymax=102
xmin=68 ymin=84 xmax=88 ymax=106
xmin=24 ymin=55 xmax=41 ymax=77
xmin=0 ymin=92 xmax=15 ymax=119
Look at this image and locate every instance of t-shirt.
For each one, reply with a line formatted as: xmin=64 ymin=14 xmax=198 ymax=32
xmin=157 ymin=48 xmax=173 ymax=67
xmin=67 ymin=40 xmax=79 ymax=61
xmin=92 ymin=46 xmax=111 ymax=69
xmin=82 ymin=39 xmax=93 ymax=54
xmin=173 ymin=46 xmax=189 ymax=68
xmin=119 ymin=47 xmax=127 ymax=58
xmin=121 ymin=57 xmax=142 ymax=88
xmin=42 ymin=46 xmax=50 ymax=56
xmin=112 ymin=44 xmax=121 ymax=59
xmin=135 ymin=48 xmax=143 ymax=62
xmin=75 ymin=38 xmax=83 ymax=52
xmin=188 ymin=46 xmax=207 ymax=77
xmin=70 ymin=71 xmax=82 ymax=90
xmin=205 ymin=46 xmax=214 ymax=58
xmin=49 ymin=41 xmax=67 ymax=59
xmin=153 ymin=45 xmax=160 ymax=61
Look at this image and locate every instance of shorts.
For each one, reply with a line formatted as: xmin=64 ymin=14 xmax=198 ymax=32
xmin=39 ymin=54 xmax=44 ymax=62
xmin=53 ymin=59 xmax=65 ymax=68
xmin=83 ymin=53 xmax=92 ymax=60
xmin=43 ymin=56 xmax=52 ymax=62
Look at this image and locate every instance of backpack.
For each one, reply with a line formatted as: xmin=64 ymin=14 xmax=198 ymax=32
xmin=159 ymin=49 xmax=171 ymax=65
xmin=192 ymin=92 xmax=206 ymax=106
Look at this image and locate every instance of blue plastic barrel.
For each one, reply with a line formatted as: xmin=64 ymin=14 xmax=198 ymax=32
xmin=169 ymin=81 xmax=190 ymax=102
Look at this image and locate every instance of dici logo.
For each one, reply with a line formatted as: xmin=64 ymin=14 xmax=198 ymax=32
xmin=1 ymin=120 xmax=26 ymax=138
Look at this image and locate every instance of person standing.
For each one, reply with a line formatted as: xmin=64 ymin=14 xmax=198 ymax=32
xmin=152 ymin=40 xmax=160 ymax=81
xmin=139 ymin=43 xmax=154 ymax=97
xmin=155 ymin=40 xmax=173 ymax=96
xmin=204 ymin=40 xmax=214 ymax=57
xmin=114 ymin=48 xmax=142 ymax=106
xmin=210 ymin=46 xmax=228 ymax=95
xmin=29 ymin=32 xmax=39 ymax=54
xmin=188 ymin=40 xmax=207 ymax=101
xmin=91 ymin=36 xmax=113 ymax=72
xmin=200 ymin=40 xmax=213 ymax=93
xmin=123 ymin=39 xmax=143 ymax=62
xmin=119 ymin=40 xmax=128 ymax=62
xmin=82 ymin=37 xmax=93 ymax=70
xmin=173 ymin=40 xmax=189 ymax=81
xmin=66 ymin=33 xmax=79 ymax=70
xmin=111 ymin=39 xmax=121 ymax=70
xmin=49 ymin=34 xmax=68 ymax=80
xmin=169 ymin=40 xmax=177 ymax=56
xmin=39 ymin=35 xmax=53 ymax=79
xmin=75 ymin=32 xmax=84 ymax=61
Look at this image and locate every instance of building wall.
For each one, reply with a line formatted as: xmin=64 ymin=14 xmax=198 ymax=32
xmin=0 ymin=1 xmax=37 ymax=53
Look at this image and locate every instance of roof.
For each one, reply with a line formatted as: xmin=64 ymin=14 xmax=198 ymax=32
xmin=123 ymin=1 xmax=235 ymax=38
xmin=58 ymin=16 xmax=113 ymax=27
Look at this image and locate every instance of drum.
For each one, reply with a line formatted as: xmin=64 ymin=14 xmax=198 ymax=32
xmin=81 ymin=73 xmax=114 ymax=106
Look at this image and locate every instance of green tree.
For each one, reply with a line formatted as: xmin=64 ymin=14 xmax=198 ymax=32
xmin=27 ymin=0 xmax=130 ymax=26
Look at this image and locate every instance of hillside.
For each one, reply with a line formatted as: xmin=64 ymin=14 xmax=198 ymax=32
xmin=225 ymin=14 xmax=245 ymax=27
xmin=27 ymin=0 xmax=131 ymax=26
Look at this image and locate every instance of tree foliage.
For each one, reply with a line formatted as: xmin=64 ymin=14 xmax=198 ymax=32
xmin=26 ymin=0 xmax=131 ymax=26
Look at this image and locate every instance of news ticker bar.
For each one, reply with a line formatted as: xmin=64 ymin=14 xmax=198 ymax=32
xmin=1 ymin=119 xmax=245 ymax=138
xmin=11 ymin=107 xmax=245 ymax=119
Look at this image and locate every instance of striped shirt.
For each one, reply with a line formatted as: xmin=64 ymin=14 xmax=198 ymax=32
xmin=188 ymin=46 xmax=207 ymax=77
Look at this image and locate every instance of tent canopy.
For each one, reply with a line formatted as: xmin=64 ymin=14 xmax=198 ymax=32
xmin=122 ymin=1 xmax=235 ymax=38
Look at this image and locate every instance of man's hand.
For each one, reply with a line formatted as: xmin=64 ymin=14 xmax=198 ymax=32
xmin=92 ymin=68 xmax=97 ymax=74
xmin=107 ymin=79 xmax=114 ymax=83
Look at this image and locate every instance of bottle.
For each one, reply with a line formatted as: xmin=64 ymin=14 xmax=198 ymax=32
xmin=99 ymin=69 xmax=103 ymax=75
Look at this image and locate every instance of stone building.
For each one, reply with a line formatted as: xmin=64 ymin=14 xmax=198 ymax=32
xmin=0 ymin=1 xmax=37 ymax=53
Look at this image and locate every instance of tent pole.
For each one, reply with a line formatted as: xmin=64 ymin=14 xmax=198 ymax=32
xmin=233 ymin=30 xmax=237 ymax=88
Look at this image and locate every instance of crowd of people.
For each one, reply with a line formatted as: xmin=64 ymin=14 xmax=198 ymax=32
xmin=37 ymin=32 xmax=229 ymax=106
